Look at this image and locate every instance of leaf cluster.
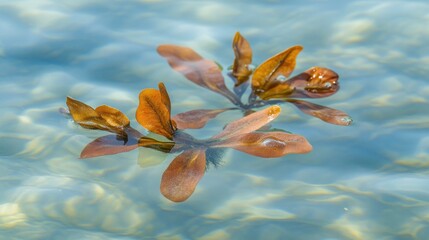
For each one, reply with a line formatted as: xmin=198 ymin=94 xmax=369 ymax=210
xmin=158 ymin=32 xmax=352 ymax=126
xmin=65 ymin=32 xmax=351 ymax=202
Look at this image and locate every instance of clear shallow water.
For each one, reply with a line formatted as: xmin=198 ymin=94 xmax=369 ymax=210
xmin=1 ymin=1 xmax=429 ymax=239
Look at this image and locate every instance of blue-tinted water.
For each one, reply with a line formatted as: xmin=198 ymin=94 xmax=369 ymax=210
xmin=1 ymin=1 xmax=429 ymax=239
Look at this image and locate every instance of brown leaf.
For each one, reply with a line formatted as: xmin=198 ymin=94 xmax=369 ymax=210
xmin=256 ymin=81 xmax=295 ymax=100
xmin=95 ymin=105 xmax=130 ymax=130
xmin=242 ymin=109 xmax=272 ymax=131
xmin=158 ymin=82 xmax=172 ymax=115
xmin=136 ymin=84 xmax=175 ymax=140
xmin=80 ymin=134 xmax=138 ymax=159
xmin=157 ymin=45 xmax=239 ymax=104
xmin=158 ymin=82 xmax=177 ymax=131
xmin=287 ymin=99 xmax=352 ymax=126
xmin=172 ymin=108 xmax=233 ymax=129
xmin=254 ymin=67 xmax=340 ymax=100
xmin=138 ymin=136 xmax=175 ymax=153
xmin=211 ymin=131 xmax=312 ymax=157
xmin=211 ymin=105 xmax=281 ymax=140
xmin=160 ymin=149 xmax=206 ymax=202
xmin=232 ymin=32 xmax=253 ymax=86
xmin=66 ymin=97 xmax=130 ymax=135
xmin=251 ymin=46 xmax=303 ymax=94
xmin=287 ymin=67 xmax=340 ymax=98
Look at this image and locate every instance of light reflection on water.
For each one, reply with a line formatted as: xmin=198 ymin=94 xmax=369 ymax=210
xmin=1 ymin=0 xmax=429 ymax=239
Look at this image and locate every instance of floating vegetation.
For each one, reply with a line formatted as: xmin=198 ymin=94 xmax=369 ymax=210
xmin=64 ymin=32 xmax=351 ymax=202
xmin=158 ymin=32 xmax=352 ymax=127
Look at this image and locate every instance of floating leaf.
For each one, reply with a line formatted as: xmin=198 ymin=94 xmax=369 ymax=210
xmin=172 ymin=108 xmax=234 ymax=129
xmin=158 ymin=83 xmax=172 ymax=114
xmin=256 ymin=67 xmax=340 ymax=100
xmin=95 ymin=105 xmax=131 ymax=130
xmin=212 ymin=105 xmax=281 ymax=139
xmin=251 ymin=46 xmax=303 ymax=93
xmin=157 ymin=45 xmax=240 ymax=104
xmin=66 ymin=97 xmax=129 ymax=135
xmin=232 ymin=32 xmax=253 ymax=86
xmin=256 ymin=81 xmax=295 ymax=100
xmin=212 ymin=131 xmax=312 ymax=157
xmin=287 ymin=67 xmax=340 ymax=98
xmin=80 ymin=134 xmax=138 ymax=159
xmin=287 ymin=99 xmax=352 ymax=126
xmin=136 ymin=84 xmax=176 ymax=140
xmin=160 ymin=149 xmax=206 ymax=202
xmin=242 ymin=109 xmax=272 ymax=131
xmin=158 ymin=82 xmax=177 ymax=130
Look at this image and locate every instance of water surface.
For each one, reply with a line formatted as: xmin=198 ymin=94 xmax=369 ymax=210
xmin=1 ymin=1 xmax=429 ymax=239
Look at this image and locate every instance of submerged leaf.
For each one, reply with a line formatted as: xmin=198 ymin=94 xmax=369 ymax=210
xmin=80 ymin=127 xmax=142 ymax=158
xmin=66 ymin=97 xmax=129 ymax=135
xmin=212 ymin=105 xmax=281 ymax=140
xmin=136 ymin=84 xmax=176 ymax=140
xmin=287 ymin=99 xmax=352 ymax=126
xmin=157 ymin=45 xmax=239 ymax=104
xmin=212 ymin=131 xmax=312 ymax=157
xmin=160 ymin=149 xmax=206 ymax=202
xmin=251 ymin=46 xmax=303 ymax=94
xmin=172 ymin=108 xmax=234 ymax=129
xmin=80 ymin=134 xmax=139 ymax=158
xmin=232 ymin=32 xmax=253 ymax=86
xmin=137 ymin=147 xmax=169 ymax=169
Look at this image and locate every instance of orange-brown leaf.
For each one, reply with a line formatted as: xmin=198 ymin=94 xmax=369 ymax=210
xmin=95 ymin=105 xmax=130 ymax=129
xmin=160 ymin=149 xmax=206 ymax=202
xmin=212 ymin=131 xmax=312 ymax=157
xmin=211 ymin=105 xmax=281 ymax=140
xmin=158 ymin=82 xmax=177 ymax=131
xmin=136 ymin=88 xmax=175 ymax=140
xmin=232 ymin=32 xmax=253 ymax=86
xmin=66 ymin=97 xmax=129 ymax=134
xmin=158 ymin=82 xmax=172 ymax=115
xmin=157 ymin=45 xmax=239 ymax=104
xmin=287 ymin=99 xmax=352 ymax=126
xmin=256 ymin=82 xmax=295 ymax=100
xmin=251 ymin=46 xmax=303 ymax=93
xmin=138 ymin=137 xmax=175 ymax=153
xmin=256 ymin=67 xmax=340 ymax=100
xmin=287 ymin=67 xmax=340 ymax=98
xmin=172 ymin=108 xmax=232 ymax=129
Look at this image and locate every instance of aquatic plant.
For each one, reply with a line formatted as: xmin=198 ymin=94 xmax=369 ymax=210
xmin=65 ymin=83 xmax=312 ymax=202
xmin=64 ymin=33 xmax=352 ymax=202
xmin=157 ymin=32 xmax=352 ymax=128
